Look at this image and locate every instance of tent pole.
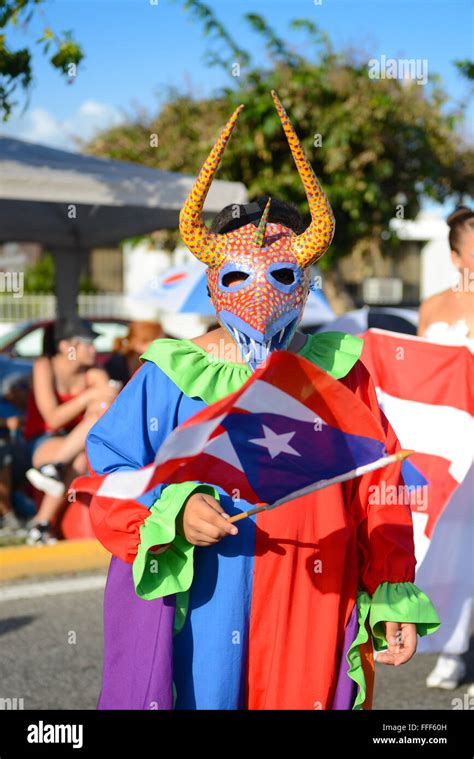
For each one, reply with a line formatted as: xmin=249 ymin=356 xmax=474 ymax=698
xmin=51 ymin=246 xmax=85 ymax=319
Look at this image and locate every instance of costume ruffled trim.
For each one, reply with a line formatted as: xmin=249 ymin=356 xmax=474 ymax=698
xmin=347 ymin=582 xmax=441 ymax=709
xmin=370 ymin=581 xmax=441 ymax=650
xmin=298 ymin=331 xmax=363 ymax=379
xmin=142 ymin=338 xmax=250 ymax=406
xmin=132 ymin=482 xmax=220 ymax=633
xmin=346 ymin=589 xmax=372 ymax=711
xmin=141 ymin=331 xmax=363 ymax=405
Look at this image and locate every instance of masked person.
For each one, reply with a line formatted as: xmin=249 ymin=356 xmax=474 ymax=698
xmin=85 ymin=92 xmax=439 ymax=710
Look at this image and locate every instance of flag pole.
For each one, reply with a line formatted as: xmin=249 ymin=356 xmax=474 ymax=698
xmin=228 ymin=449 xmax=413 ymax=524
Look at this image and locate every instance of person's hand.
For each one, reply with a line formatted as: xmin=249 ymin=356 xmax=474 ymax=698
xmin=377 ymin=622 xmax=417 ymax=666
xmin=5 ymin=416 xmax=20 ymax=433
xmin=177 ymin=492 xmax=238 ymax=546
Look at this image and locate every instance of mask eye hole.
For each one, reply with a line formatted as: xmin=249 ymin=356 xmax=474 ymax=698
xmin=222 ymin=271 xmax=250 ymax=288
xmin=272 ymin=268 xmax=296 ymax=285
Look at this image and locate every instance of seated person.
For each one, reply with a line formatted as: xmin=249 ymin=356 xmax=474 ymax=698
xmin=0 ymin=372 xmax=32 ymax=536
xmin=24 ymin=316 xmax=118 ymax=545
xmin=105 ymin=320 xmax=163 ymax=386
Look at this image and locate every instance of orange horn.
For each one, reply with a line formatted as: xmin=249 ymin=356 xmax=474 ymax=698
xmin=179 ymin=104 xmax=244 ymax=266
xmin=271 ymin=90 xmax=335 ymax=267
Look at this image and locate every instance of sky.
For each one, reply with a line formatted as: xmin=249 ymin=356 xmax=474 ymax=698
xmin=1 ymin=0 xmax=472 ymax=153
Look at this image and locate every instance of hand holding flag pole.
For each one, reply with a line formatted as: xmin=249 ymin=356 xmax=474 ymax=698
xmin=228 ymin=449 xmax=413 ymax=523
xmin=72 ymin=353 xmax=414 ymax=531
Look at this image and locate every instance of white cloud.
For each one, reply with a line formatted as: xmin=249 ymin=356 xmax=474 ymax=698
xmin=0 ymin=100 xmax=123 ymax=152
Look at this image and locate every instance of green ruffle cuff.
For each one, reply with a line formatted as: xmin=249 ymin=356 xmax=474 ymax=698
xmin=132 ymin=482 xmax=220 ymax=625
xmin=370 ymin=581 xmax=441 ymax=650
xmin=347 ymin=582 xmax=440 ymax=710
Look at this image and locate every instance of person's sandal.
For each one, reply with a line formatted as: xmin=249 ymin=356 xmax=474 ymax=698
xmin=26 ymin=463 xmax=66 ymax=497
xmin=26 ymin=520 xmax=57 ymax=546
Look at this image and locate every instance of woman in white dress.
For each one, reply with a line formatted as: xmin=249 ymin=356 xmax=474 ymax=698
xmin=417 ymin=206 xmax=474 ymax=690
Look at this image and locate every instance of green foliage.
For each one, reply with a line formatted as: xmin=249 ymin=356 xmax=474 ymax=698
xmin=23 ymin=251 xmax=55 ymax=293
xmin=181 ymin=0 xmax=250 ymax=69
xmin=48 ymin=30 xmax=83 ymax=75
xmin=0 ymin=0 xmax=83 ymax=120
xmin=77 ymin=274 xmax=97 ymax=294
xmin=23 ymin=253 xmax=97 ymax=293
xmin=85 ymin=6 xmax=473 ymax=266
xmin=454 ymin=59 xmax=474 ymax=81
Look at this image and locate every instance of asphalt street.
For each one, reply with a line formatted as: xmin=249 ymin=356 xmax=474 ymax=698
xmin=0 ymin=572 xmax=472 ymax=711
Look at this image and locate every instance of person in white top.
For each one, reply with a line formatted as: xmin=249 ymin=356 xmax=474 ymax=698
xmin=419 ymin=206 xmax=474 ymax=346
xmin=417 ymin=206 xmax=474 ymax=691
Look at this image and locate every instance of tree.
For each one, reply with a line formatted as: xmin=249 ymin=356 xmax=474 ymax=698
xmin=0 ymin=0 xmax=83 ymax=120
xmin=454 ymin=59 xmax=474 ymax=81
xmin=23 ymin=252 xmax=96 ymax=293
xmin=85 ymin=4 xmax=473 ymax=268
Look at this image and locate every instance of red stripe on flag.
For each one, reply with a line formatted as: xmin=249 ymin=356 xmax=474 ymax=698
xmin=177 ymin=351 xmax=386 ymax=443
xmin=408 ymin=452 xmax=460 ymax=538
xmin=362 ymin=330 xmax=474 ymax=413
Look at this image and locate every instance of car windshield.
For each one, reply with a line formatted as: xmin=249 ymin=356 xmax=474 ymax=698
xmin=0 ymin=323 xmax=31 ymax=351
xmin=91 ymin=322 xmax=129 ymax=353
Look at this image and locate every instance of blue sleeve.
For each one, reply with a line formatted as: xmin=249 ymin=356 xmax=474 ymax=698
xmin=85 ymin=360 xmax=217 ymax=570
xmin=86 ymin=361 xmax=179 ymax=508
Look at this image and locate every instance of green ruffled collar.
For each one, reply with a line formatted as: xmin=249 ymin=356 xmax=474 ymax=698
xmin=142 ymin=331 xmax=363 ymax=405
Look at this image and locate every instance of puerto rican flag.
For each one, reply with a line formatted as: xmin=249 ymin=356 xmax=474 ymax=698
xmin=361 ymin=329 xmax=474 ymax=563
xmin=73 ymin=351 xmax=397 ymax=511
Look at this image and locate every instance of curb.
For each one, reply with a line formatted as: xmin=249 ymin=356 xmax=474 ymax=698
xmin=0 ymin=539 xmax=110 ymax=582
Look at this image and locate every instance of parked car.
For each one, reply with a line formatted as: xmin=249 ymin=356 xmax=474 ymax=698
xmin=316 ymin=307 xmax=419 ymax=336
xmin=0 ymin=317 xmax=130 ymax=380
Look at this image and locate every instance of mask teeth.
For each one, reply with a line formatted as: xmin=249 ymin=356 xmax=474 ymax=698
xmin=271 ymin=331 xmax=281 ymax=350
xmin=229 ymin=326 xmax=284 ymax=368
xmin=232 ymin=327 xmax=242 ymax=346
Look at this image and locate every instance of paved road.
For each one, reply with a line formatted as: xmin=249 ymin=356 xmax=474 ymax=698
xmin=0 ymin=572 xmax=472 ymax=711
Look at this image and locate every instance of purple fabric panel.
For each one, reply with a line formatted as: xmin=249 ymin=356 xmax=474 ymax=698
xmin=97 ymin=555 xmax=176 ymax=710
xmin=331 ymin=603 xmax=358 ymax=710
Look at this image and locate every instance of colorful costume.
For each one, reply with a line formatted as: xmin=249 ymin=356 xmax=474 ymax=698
xmin=86 ymin=92 xmax=439 ymax=710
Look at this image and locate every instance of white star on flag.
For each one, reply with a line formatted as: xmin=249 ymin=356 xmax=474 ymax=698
xmin=249 ymin=425 xmax=301 ymax=459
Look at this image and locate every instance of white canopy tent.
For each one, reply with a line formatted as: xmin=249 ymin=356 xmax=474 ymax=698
xmin=0 ymin=137 xmax=247 ymax=317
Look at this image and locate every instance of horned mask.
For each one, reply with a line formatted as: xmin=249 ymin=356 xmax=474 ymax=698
xmin=179 ymin=91 xmax=335 ymax=370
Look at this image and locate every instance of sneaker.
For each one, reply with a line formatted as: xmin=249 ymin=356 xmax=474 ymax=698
xmin=26 ymin=520 xmax=57 ymax=546
xmin=0 ymin=511 xmax=27 ymax=537
xmin=426 ymin=654 xmax=466 ymax=690
xmin=26 ymin=463 xmax=66 ymax=497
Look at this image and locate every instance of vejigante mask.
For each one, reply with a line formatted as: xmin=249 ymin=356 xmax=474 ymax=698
xmin=179 ymin=90 xmax=335 ymax=370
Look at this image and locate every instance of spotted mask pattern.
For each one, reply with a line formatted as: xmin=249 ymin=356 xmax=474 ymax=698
xmin=207 ymin=219 xmax=312 ymax=369
xmin=179 ymin=90 xmax=335 ymax=370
